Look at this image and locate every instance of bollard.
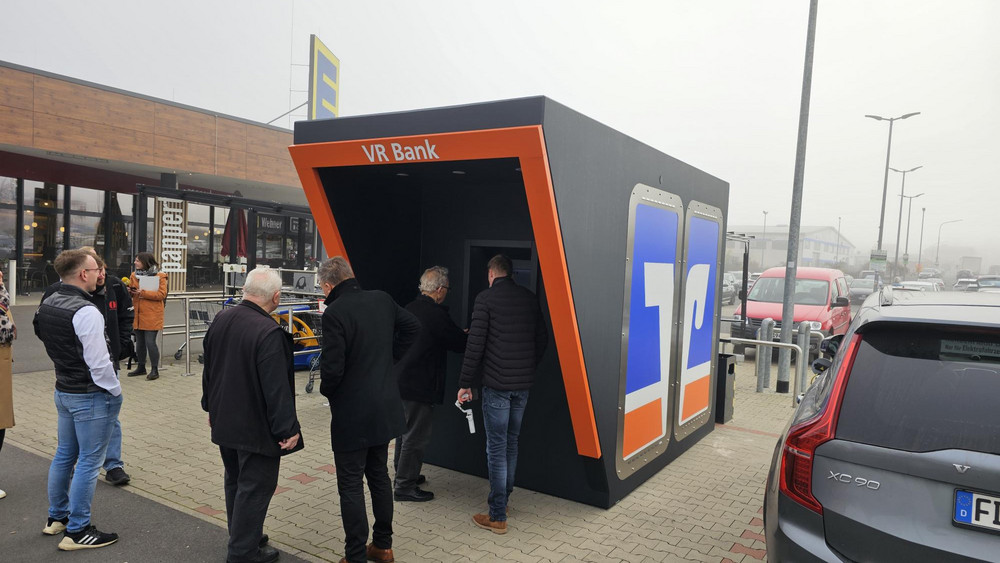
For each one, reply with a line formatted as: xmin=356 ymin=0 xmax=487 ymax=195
xmin=795 ymin=322 xmax=811 ymax=406
xmin=756 ymin=318 xmax=775 ymax=392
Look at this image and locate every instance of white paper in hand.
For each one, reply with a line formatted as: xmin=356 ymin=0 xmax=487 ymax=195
xmin=137 ymin=275 xmax=160 ymax=291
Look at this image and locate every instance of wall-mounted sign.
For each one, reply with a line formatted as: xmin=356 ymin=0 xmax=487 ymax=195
xmin=158 ymin=198 xmax=187 ymax=273
xmin=258 ymin=214 xmax=286 ymax=233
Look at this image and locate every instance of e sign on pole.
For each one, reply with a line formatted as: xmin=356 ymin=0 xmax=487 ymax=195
xmin=308 ymin=35 xmax=339 ymax=119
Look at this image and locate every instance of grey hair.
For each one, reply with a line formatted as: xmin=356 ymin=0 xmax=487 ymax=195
xmin=318 ymin=256 xmax=355 ymax=287
xmin=419 ymin=266 xmax=449 ymax=293
xmin=243 ymin=267 xmax=282 ymax=299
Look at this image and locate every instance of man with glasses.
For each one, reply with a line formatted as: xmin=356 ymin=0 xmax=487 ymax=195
xmin=393 ymin=266 xmax=467 ymax=502
xmin=33 ymin=249 xmax=122 ymax=550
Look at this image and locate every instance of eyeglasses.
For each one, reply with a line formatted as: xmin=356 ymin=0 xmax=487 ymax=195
xmin=81 ymin=268 xmax=103 ymax=274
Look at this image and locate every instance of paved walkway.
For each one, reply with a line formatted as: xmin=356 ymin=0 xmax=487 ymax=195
xmin=2 ymin=348 xmax=794 ymax=562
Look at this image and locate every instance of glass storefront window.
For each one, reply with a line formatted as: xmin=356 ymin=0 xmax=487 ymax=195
xmin=256 ymin=213 xmax=287 ymax=268
xmin=0 ymin=208 xmax=15 ymax=265
xmin=105 ymin=192 xmax=133 ymax=279
xmin=187 ymin=203 xmax=214 ymax=288
xmin=24 ymin=180 xmax=64 ymax=211
xmin=0 ymin=176 xmax=16 ymax=203
xmin=22 ymin=209 xmax=64 ymax=289
xmin=70 ymin=214 xmax=101 ymax=253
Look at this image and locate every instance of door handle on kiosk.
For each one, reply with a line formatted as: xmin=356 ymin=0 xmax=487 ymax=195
xmin=455 ymin=400 xmax=476 ymax=434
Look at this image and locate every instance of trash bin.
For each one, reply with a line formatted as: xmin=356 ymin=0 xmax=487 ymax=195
xmin=715 ymin=353 xmax=736 ymax=423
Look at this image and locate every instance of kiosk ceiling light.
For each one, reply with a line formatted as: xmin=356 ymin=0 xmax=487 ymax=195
xmin=396 ymin=172 xmax=409 ymax=177
xmin=452 ymin=170 xmax=466 ymax=175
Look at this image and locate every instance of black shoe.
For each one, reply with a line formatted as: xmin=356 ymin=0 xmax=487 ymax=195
xmin=58 ymin=525 xmax=119 ymax=550
xmin=228 ymin=544 xmax=279 ymax=563
xmin=42 ymin=516 xmax=68 ymax=535
xmin=260 ymin=534 xmax=269 ymax=547
xmin=105 ymin=467 xmax=130 ymax=486
xmin=416 ymin=474 xmax=426 ymax=485
xmin=127 ymin=367 xmax=146 ymax=377
xmin=146 ymin=369 xmax=159 ymax=381
xmin=394 ymin=487 xmax=434 ymax=502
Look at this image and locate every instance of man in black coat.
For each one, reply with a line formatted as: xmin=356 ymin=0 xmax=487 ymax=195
xmin=392 ymin=266 xmax=467 ymax=502
xmin=457 ymin=254 xmax=548 ymax=535
xmin=318 ymin=257 xmax=419 ymax=563
xmin=42 ymin=249 xmax=135 ymax=487
xmin=202 ymin=267 xmax=302 ymax=563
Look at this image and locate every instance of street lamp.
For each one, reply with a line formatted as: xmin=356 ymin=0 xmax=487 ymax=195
xmin=761 ymin=210 xmax=768 ymax=268
xmin=866 ymin=112 xmax=920 ymax=252
xmin=935 ymin=219 xmax=962 ymax=267
xmin=902 ymin=192 xmax=924 ymax=266
xmin=889 ymin=165 xmax=922 ymax=277
xmin=917 ymin=207 xmax=926 ymax=270
xmin=835 ymin=216 xmax=842 ymax=264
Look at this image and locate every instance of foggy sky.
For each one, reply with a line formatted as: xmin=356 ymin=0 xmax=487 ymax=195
xmin=2 ymin=0 xmax=997 ymax=269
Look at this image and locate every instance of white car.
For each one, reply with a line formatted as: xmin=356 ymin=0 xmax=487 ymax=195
xmin=899 ymin=281 xmax=940 ymax=292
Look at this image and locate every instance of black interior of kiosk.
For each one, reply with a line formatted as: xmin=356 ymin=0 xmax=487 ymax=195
xmin=316 ymin=158 xmax=596 ymax=497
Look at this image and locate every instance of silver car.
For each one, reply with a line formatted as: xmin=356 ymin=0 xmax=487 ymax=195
xmin=764 ymin=289 xmax=1000 ymax=562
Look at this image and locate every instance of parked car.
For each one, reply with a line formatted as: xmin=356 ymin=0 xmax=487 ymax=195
xmin=921 ymin=277 xmax=946 ymax=291
xmin=764 ymin=290 xmax=1000 ymax=562
xmin=976 ymin=275 xmax=1000 ymax=293
xmin=722 ymin=272 xmax=738 ymax=305
xmin=954 ymin=278 xmax=979 ymax=292
xmin=730 ymin=267 xmax=852 ymax=361
xmin=898 ymin=280 xmax=941 ymax=292
xmin=848 ymin=278 xmax=878 ymax=304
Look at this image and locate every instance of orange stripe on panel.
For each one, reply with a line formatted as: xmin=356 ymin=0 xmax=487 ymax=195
xmin=288 ymin=126 xmax=601 ymax=458
xmin=681 ymin=375 xmax=711 ymax=421
xmin=623 ymin=400 xmax=662 ymax=458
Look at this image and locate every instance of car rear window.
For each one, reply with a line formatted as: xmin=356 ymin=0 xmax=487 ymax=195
xmin=836 ymin=325 xmax=1000 ymax=455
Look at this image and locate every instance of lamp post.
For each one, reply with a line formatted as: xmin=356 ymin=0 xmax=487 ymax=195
xmin=866 ymin=113 xmax=920 ymax=252
xmin=917 ymin=207 xmax=926 ymax=270
xmin=935 ymin=219 xmax=962 ymax=267
xmin=835 ymin=216 xmax=842 ymax=264
xmin=902 ymin=192 xmax=924 ymax=268
xmin=761 ymin=210 xmax=768 ymax=268
xmin=889 ymin=165 xmax=922 ymax=277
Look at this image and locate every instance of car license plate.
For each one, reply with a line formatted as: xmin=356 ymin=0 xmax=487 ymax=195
xmin=954 ymin=490 xmax=1000 ymax=532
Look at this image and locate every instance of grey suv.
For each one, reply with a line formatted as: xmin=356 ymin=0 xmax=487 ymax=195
xmin=764 ymin=290 xmax=1000 ymax=562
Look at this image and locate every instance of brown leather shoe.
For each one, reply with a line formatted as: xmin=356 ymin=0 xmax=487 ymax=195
xmin=366 ymin=543 xmax=395 ymax=562
xmin=473 ymin=513 xmax=508 ymax=534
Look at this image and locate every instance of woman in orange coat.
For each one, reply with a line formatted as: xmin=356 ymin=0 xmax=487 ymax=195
xmin=127 ymin=252 xmax=168 ymax=381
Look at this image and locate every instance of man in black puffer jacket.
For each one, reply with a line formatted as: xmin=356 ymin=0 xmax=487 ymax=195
xmin=457 ymin=254 xmax=548 ymax=535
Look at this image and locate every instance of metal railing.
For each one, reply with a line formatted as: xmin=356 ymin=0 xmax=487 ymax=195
xmin=720 ymin=318 xmax=812 ymax=407
xmin=163 ymin=290 xmax=324 ymax=377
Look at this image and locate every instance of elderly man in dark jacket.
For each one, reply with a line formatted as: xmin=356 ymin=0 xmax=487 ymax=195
xmin=202 ymin=267 xmax=302 ymax=563
xmin=393 ymin=266 xmax=467 ymax=502
xmin=42 ymin=248 xmax=135 ymax=487
xmin=457 ymin=254 xmax=548 ymax=535
xmin=318 ymin=257 xmax=419 ymax=563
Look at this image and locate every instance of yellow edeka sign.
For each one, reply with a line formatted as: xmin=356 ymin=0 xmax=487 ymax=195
xmin=309 ymin=35 xmax=339 ymax=119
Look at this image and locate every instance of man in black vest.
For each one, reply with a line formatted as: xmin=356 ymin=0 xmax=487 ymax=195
xmin=33 ymin=249 xmax=121 ymax=550
xmin=318 ymin=257 xmax=419 ymax=563
xmin=457 ymin=254 xmax=548 ymax=535
xmin=42 ymin=247 xmax=134 ymax=487
xmin=202 ymin=267 xmax=302 ymax=563
xmin=393 ymin=266 xmax=467 ymax=502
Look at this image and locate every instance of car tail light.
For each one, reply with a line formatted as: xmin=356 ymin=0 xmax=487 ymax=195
xmin=779 ymin=333 xmax=862 ymax=514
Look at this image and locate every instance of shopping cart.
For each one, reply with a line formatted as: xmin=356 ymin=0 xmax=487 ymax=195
xmin=272 ymin=307 xmax=322 ymax=389
xmin=174 ymin=298 xmax=235 ymax=361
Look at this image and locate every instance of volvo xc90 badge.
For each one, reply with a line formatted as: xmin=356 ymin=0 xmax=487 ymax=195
xmin=954 ymin=464 xmax=971 ymax=473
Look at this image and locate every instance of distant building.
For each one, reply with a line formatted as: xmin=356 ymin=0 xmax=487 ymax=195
xmin=726 ymin=225 xmax=856 ymax=271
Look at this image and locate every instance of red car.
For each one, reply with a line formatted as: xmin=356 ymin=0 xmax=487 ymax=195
xmin=731 ymin=267 xmax=852 ymax=361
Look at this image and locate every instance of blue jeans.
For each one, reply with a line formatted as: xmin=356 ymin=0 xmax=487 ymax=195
xmin=103 ymin=419 xmax=124 ymax=471
xmin=48 ymin=390 xmax=123 ymax=532
xmin=481 ymin=387 xmax=529 ymax=522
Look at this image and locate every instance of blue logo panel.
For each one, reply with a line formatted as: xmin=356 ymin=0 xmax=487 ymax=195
xmin=621 ymin=201 xmax=679 ymax=460
xmin=678 ymin=214 xmax=719 ymax=426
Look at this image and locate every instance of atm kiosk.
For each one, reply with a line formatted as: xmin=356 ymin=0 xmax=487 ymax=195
xmin=290 ymin=97 xmax=729 ymax=508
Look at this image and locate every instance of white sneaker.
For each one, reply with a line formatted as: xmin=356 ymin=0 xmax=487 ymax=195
xmin=0 ymin=488 xmax=6 ymax=499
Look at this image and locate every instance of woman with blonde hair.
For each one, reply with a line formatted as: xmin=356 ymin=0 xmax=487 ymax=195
xmin=0 ymin=267 xmax=16 ymax=499
xmin=128 ymin=252 xmax=167 ymax=381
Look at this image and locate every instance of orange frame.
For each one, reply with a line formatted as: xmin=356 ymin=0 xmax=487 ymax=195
xmin=289 ymin=125 xmax=601 ymax=459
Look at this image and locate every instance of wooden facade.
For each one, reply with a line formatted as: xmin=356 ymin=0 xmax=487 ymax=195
xmin=0 ymin=64 xmax=298 ymax=189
